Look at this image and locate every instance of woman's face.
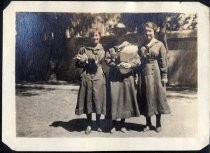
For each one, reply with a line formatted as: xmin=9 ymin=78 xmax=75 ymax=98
xmin=145 ymin=26 xmax=155 ymax=41
xmin=91 ymin=32 xmax=100 ymax=45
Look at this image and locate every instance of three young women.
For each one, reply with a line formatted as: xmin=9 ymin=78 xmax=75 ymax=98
xmin=74 ymin=21 xmax=170 ymax=134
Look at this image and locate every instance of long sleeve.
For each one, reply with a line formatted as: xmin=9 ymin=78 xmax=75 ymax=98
xmin=128 ymin=54 xmax=141 ymax=68
xmin=159 ymin=43 xmax=168 ymax=80
xmin=104 ymin=48 xmax=118 ymax=67
xmin=75 ymin=47 xmax=87 ymax=68
xmin=75 ymin=60 xmax=86 ymax=68
xmin=97 ymin=49 xmax=105 ymax=64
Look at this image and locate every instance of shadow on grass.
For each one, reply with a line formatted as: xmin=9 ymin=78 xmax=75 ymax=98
xmin=16 ymin=85 xmax=55 ymax=97
xmin=167 ymin=86 xmax=197 ymax=92
xmin=166 ymin=86 xmax=197 ymax=100
xmin=16 ymin=80 xmax=79 ymax=86
xmin=49 ymin=118 xmax=145 ymax=133
xmin=167 ymin=95 xmax=196 ymax=100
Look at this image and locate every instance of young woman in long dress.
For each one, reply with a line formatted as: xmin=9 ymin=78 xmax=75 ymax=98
xmin=138 ymin=22 xmax=170 ymax=132
xmin=75 ymin=29 xmax=106 ymax=135
xmin=105 ymin=24 xmax=141 ymax=133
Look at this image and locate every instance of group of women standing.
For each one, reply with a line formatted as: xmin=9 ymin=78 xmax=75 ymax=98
xmin=74 ymin=21 xmax=170 ymax=135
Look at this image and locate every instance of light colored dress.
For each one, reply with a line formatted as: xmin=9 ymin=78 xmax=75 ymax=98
xmin=75 ymin=43 xmax=106 ymax=115
xmin=138 ymin=38 xmax=170 ymax=117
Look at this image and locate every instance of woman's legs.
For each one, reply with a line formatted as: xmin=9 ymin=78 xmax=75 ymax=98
xmin=111 ymin=119 xmax=127 ymax=133
xmin=146 ymin=116 xmax=152 ymax=126
xmin=120 ymin=118 xmax=127 ymax=133
xmin=156 ymin=114 xmax=162 ymax=132
xmin=96 ymin=114 xmax=102 ymax=132
xmin=85 ymin=113 xmax=92 ymax=135
xmin=143 ymin=116 xmax=152 ymax=132
xmin=143 ymin=114 xmax=162 ymax=132
xmin=110 ymin=120 xmax=117 ymax=133
xmin=86 ymin=113 xmax=103 ymax=134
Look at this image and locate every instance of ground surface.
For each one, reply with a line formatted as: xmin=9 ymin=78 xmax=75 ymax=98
xmin=16 ymin=81 xmax=197 ymax=137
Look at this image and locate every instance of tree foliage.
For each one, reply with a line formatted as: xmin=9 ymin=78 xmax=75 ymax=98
xmin=16 ymin=12 xmax=197 ymax=41
xmin=15 ymin=12 xmax=198 ymax=82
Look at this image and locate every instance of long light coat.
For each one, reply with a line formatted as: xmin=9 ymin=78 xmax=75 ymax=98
xmin=138 ymin=38 xmax=170 ymax=117
xmin=75 ymin=44 xmax=106 ymax=115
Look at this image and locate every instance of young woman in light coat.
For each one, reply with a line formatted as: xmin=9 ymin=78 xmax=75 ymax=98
xmin=138 ymin=22 xmax=170 ymax=132
xmin=75 ymin=29 xmax=106 ymax=135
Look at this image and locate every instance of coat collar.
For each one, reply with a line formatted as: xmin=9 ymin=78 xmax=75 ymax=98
xmin=144 ymin=38 xmax=159 ymax=48
xmin=116 ymin=41 xmax=130 ymax=49
xmin=86 ymin=43 xmax=103 ymax=51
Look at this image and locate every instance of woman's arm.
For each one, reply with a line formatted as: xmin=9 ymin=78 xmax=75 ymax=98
xmin=159 ymin=42 xmax=168 ymax=82
xmin=75 ymin=60 xmax=86 ymax=68
xmin=74 ymin=47 xmax=88 ymax=68
xmin=128 ymin=54 xmax=141 ymax=68
xmin=104 ymin=48 xmax=118 ymax=67
xmin=97 ymin=49 xmax=105 ymax=64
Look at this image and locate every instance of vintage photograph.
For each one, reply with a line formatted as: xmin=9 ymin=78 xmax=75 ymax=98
xmin=2 ymin=1 xmax=209 ymax=151
xmin=15 ymin=12 xmax=198 ymax=137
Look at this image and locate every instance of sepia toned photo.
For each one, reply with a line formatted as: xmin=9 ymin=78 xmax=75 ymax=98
xmin=2 ymin=1 xmax=209 ymax=151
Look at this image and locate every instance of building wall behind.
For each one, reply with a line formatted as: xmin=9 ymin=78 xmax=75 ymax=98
xmin=16 ymin=31 xmax=197 ymax=87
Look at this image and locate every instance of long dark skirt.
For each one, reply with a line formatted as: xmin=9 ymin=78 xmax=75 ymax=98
xmin=108 ymin=70 xmax=140 ymax=120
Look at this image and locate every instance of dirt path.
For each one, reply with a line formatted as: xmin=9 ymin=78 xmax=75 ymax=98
xmin=16 ymin=82 xmax=197 ymax=137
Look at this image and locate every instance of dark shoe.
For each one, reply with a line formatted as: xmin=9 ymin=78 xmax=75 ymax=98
xmin=143 ymin=125 xmax=152 ymax=132
xmin=120 ymin=127 xmax=127 ymax=133
xmin=144 ymin=117 xmax=152 ymax=132
xmin=156 ymin=126 xmax=162 ymax=133
xmin=156 ymin=114 xmax=161 ymax=132
xmin=96 ymin=114 xmax=101 ymax=132
xmin=97 ymin=127 xmax=102 ymax=132
xmin=85 ymin=126 xmax=91 ymax=135
xmin=110 ymin=127 xmax=116 ymax=134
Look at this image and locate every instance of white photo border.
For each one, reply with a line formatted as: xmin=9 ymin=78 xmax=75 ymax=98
xmin=2 ymin=1 xmax=210 ymax=151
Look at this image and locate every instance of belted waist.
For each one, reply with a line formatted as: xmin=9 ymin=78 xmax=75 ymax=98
xmin=119 ymin=70 xmax=134 ymax=78
xmin=146 ymin=59 xmax=157 ymax=63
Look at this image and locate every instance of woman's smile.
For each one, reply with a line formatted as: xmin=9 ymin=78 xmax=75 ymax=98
xmin=145 ymin=27 xmax=155 ymax=41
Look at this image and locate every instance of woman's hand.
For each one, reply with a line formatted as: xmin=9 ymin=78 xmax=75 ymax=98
xmin=79 ymin=47 xmax=87 ymax=54
xmin=74 ymin=54 xmax=88 ymax=63
xmin=118 ymin=62 xmax=132 ymax=69
xmin=161 ymin=78 xmax=168 ymax=87
xmin=109 ymin=48 xmax=118 ymax=59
